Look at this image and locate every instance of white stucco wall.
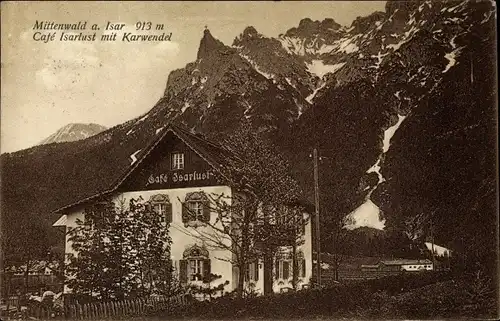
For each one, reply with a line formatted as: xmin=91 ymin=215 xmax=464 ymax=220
xmin=62 ymin=186 xmax=313 ymax=296
xmin=401 ymin=263 xmax=433 ymax=271
xmin=62 ymin=185 xmax=234 ymax=294
xmin=243 ymin=212 xmax=313 ymax=294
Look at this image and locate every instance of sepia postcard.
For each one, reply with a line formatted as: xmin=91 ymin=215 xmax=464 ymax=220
xmin=1 ymin=1 xmax=498 ymax=320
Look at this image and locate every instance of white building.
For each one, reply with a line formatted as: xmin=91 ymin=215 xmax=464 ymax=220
xmin=53 ymin=124 xmax=313 ymax=296
xmin=378 ymin=259 xmax=434 ymax=271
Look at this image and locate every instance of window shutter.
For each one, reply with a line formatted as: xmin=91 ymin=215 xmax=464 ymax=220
xmin=254 ymin=262 xmax=259 ymax=281
xmin=202 ymin=199 xmax=210 ymax=223
xmin=203 ymin=259 xmax=211 ymax=282
xmin=165 ymin=203 xmax=173 ymax=223
xmin=275 ymin=258 xmax=280 ymax=280
xmin=181 ymin=203 xmax=189 ymax=223
xmin=283 ymin=261 xmax=290 ymax=280
xmin=179 ymin=260 xmax=188 ymax=284
xmin=301 ymin=259 xmax=306 ymax=278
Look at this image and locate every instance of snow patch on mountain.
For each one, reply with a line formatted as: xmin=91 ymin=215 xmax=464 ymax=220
xmin=425 ymin=242 xmax=452 ymax=256
xmin=367 ymin=159 xmax=385 ymax=185
xmin=387 ymin=38 xmax=409 ymax=51
xmin=239 ymin=53 xmax=275 ymax=80
xmin=383 ymin=114 xmax=406 ymax=153
xmin=345 ymin=200 xmax=385 ymax=230
xmin=243 ymin=101 xmax=253 ymax=119
xmin=182 ymin=102 xmax=191 ymax=113
xmin=306 ymin=82 xmax=327 ymax=103
xmin=337 ymin=38 xmax=359 ymax=53
xmin=442 ymin=48 xmax=463 ymax=73
xmin=369 ymin=51 xmax=390 ymax=69
xmin=347 ymin=114 xmax=408 ymax=230
xmin=307 ymin=60 xmax=346 ymax=78
xmin=155 ymin=126 xmax=165 ymax=135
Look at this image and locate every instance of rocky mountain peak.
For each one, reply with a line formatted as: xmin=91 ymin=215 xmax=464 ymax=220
xmin=197 ymin=28 xmax=228 ymax=60
xmin=349 ymin=11 xmax=386 ymax=34
xmin=285 ymin=17 xmax=342 ymax=38
xmin=38 ymin=123 xmax=107 ymax=145
xmin=233 ymin=26 xmax=263 ymax=46
xmin=385 ymin=0 xmax=422 ymax=17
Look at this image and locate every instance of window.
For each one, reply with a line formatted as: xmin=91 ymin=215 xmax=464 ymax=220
xmin=276 ymin=259 xmax=291 ymax=280
xmin=179 ymin=245 xmax=210 ymax=284
xmin=276 ymin=254 xmax=306 ymax=280
xmin=298 ymin=258 xmax=306 ymax=278
xmin=189 ymin=259 xmax=204 ymax=281
xmin=187 ymin=201 xmax=203 ymax=221
xmin=150 ymin=194 xmax=172 ymax=223
xmin=171 ymin=152 xmax=184 ymax=170
xmin=154 ymin=203 xmax=167 ymax=222
xmin=183 ymin=192 xmax=210 ymax=224
xmin=245 ymin=262 xmax=259 ymax=282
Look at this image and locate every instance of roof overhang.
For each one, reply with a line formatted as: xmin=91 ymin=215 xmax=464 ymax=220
xmin=51 ymin=123 xmax=233 ymax=215
xmin=52 ymin=214 xmax=67 ymax=227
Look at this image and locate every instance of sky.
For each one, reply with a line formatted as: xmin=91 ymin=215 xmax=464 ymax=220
xmin=1 ymin=1 xmax=386 ymax=153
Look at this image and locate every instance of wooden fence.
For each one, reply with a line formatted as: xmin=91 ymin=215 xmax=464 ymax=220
xmin=64 ymin=294 xmax=188 ymax=319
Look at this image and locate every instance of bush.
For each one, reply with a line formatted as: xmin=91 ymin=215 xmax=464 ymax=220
xmin=159 ymin=272 xmax=460 ymax=319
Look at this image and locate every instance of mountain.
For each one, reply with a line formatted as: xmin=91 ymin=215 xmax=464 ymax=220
xmin=1 ymin=0 xmax=496 ymax=271
xmin=38 ymin=123 xmax=108 ymax=145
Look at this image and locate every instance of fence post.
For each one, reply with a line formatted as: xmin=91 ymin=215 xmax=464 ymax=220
xmin=97 ymin=302 xmax=102 ymax=318
xmin=125 ymin=299 xmax=130 ymax=315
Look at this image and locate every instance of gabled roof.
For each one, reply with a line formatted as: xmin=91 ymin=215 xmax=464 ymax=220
xmin=53 ymin=123 xmax=235 ymax=214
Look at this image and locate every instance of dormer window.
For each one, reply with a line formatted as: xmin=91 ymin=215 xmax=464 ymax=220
xmin=171 ymin=152 xmax=184 ymax=170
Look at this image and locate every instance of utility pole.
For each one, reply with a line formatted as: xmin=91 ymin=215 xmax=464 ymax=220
xmin=430 ymin=219 xmax=436 ymax=270
xmin=313 ymin=148 xmax=321 ymax=287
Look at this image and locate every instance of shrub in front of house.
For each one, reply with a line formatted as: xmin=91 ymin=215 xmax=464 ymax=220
xmin=162 ymin=271 xmax=459 ymax=319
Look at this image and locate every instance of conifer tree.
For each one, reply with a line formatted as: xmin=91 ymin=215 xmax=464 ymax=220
xmin=65 ymin=197 xmax=172 ymax=301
